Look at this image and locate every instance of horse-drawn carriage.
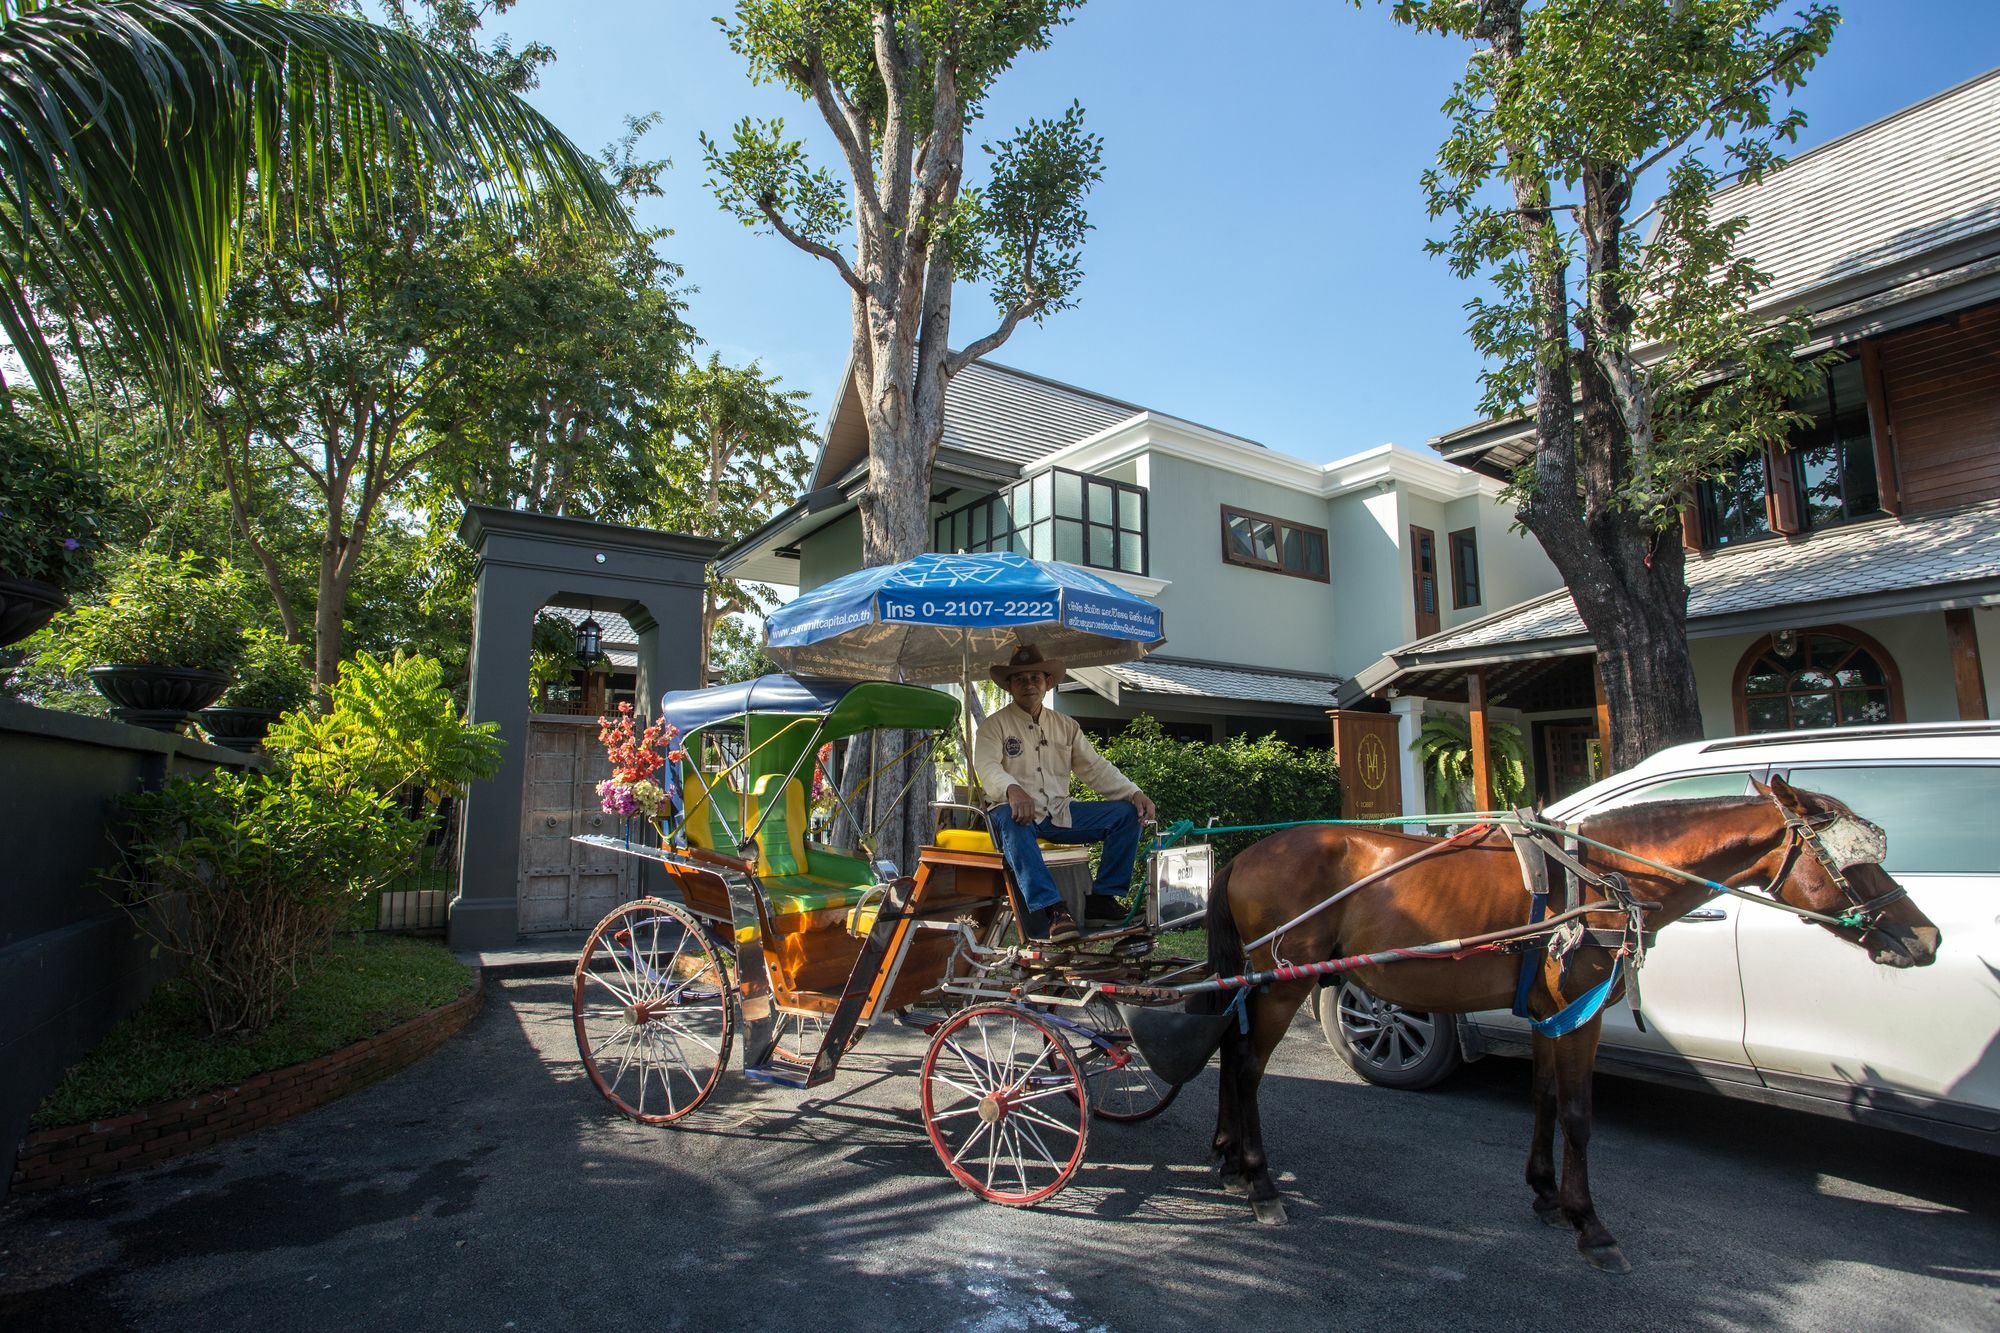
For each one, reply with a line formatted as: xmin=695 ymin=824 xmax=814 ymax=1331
xmin=567 ymin=550 xmax=1940 ymax=1267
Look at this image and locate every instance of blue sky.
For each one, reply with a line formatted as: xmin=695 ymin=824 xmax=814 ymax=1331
xmin=498 ymin=2 xmax=2000 ymax=464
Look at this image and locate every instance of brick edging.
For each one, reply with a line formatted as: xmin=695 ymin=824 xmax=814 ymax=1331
xmin=11 ymin=976 xmax=485 ymax=1194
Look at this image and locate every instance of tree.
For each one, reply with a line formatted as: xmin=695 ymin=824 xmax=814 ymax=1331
xmin=704 ymin=0 xmax=1105 ymax=863
xmin=1394 ymin=0 xmax=1835 ymax=767
xmin=0 ymin=0 xmax=619 ymax=428
xmin=703 ymin=0 xmax=1104 ymax=566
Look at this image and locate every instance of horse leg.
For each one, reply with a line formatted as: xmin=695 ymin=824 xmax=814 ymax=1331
xmin=1553 ymin=1018 xmax=1629 ymax=1273
xmin=1525 ymin=1030 xmax=1562 ymax=1226
xmin=1229 ymin=980 xmax=1312 ymax=1225
xmin=1211 ymin=1018 xmax=1248 ymax=1192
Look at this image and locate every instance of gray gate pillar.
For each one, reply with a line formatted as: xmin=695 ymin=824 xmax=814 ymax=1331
xmin=452 ymin=507 xmax=724 ymax=950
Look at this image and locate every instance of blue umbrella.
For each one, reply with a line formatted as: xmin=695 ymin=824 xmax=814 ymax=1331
xmin=764 ymin=551 xmax=1164 ymax=684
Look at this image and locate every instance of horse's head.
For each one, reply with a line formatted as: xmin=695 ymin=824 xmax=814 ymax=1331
xmin=1752 ymin=776 xmax=1940 ymax=969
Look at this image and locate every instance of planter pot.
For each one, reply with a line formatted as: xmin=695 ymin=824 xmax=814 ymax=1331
xmin=0 ymin=575 xmax=66 ymax=648
xmin=199 ymin=705 xmax=286 ymax=752
xmin=87 ymin=664 xmax=234 ymax=732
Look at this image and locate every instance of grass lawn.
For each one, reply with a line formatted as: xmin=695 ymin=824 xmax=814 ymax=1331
xmin=1155 ymin=926 xmax=1208 ymax=960
xmin=34 ymin=934 xmax=477 ymax=1129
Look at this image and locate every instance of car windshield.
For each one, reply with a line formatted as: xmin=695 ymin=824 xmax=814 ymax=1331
xmin=1783 ymin=765 xmax=2000 ymax=875
xmin=1583 ymin=771 xmax=1755 ymax=814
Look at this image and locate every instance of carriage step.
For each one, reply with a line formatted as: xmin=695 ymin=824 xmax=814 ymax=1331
xmin=743 ymin=1057 xmax=817 ymax=1088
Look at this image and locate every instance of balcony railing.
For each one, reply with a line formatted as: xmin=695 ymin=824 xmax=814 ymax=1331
xmin=932 ymin=465 xmax=1148 ymax=577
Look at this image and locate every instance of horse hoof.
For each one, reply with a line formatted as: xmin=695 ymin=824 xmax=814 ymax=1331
xmin=1251 ymin=1197 xmax=1289 ymax=1226
xmin=1534 ymin=1203 xmax=1566 ymax=1228
xmin=1218 ymin=1170 xmax=1251 ymax=1196
xmin=1580 ymin=1244 xmax=1631 ymax=1274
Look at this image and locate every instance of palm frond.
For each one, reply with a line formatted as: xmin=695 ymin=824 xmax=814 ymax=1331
xmin=0 ymin=0 xmax=626 ymax=423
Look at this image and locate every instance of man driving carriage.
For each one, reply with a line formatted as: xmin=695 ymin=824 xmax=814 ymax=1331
xmin=974 ymin=644 xmax=1157 ymax=943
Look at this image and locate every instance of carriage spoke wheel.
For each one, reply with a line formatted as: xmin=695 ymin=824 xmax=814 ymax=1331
xmin=921 ymin=1005 xmax=1089 ymax=1206
xmin=1073 ymin=1001 xmax=1179 ymax=1123
xmin=573 ymin=899 xmax=734 ymax=1125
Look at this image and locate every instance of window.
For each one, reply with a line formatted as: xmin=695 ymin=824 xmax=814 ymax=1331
xmin=933 ymin=466 xmax=1148 ymax=575
xmin=1220 ymin=504 xmax=1328 ymax=581
xmin=1448 ymin=528 xmax=1481 ymax=608
xmin=1696 ymin=359 xmax=1882 ymax=547
xmin=1733 ymin=626 xmax=1903 ymax=734
xmin=1590 ymin=771 xmax=1755 ymax=813
xmin=1781 ymin=765 xmax=2000 ymax=875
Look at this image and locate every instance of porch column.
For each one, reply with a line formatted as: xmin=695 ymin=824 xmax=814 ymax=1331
xmin=1389 ymin=695 xmax=1427 ymax=833
xmin=1592 ymin=657 xmax=1615 ymax=775
xmin=1946 ymin=609 xmax=1990 ymax=720
xmin=1467 ymin=668 xmax=1493 ymax=812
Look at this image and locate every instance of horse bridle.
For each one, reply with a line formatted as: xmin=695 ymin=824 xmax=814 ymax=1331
xmin=1763 ymin=795 xmax=1909 ymax=933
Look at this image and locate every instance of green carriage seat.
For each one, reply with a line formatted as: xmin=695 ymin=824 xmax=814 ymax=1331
xmin=744 ymin=773 xmax=876 ymax=917
xmin=680 ymin=764 xmax=739 ymax=854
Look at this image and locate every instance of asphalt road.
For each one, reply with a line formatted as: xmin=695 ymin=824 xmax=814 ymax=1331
xmin=4 ymin=974 xmax=1996 ymax=1332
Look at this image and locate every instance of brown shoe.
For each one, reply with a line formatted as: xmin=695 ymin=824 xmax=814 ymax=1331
xmin=1043 ymin=905 xmax=1081 ymax=944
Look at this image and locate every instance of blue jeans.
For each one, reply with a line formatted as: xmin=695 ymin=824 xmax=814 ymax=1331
xmin=988 ymin=800 xmax=1142 ymax=913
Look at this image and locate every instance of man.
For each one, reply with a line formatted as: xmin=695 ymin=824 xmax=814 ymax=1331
xmin=973 ymin=644 xmax=1157 ymax=943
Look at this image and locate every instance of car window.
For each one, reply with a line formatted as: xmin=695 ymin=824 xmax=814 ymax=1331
xmin=1588 ymin=771 xmax=1755 ymax=813
xmin=1783 ymin=765 xmax=2000 ymax=876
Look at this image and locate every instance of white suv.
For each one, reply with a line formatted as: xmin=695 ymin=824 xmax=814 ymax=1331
xmin=1314 ymin=721 xmax=2000 ymax=1155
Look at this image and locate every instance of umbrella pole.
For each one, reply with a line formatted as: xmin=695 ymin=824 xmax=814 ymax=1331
xmin=960 ymin=634 xmax=976 ymax=805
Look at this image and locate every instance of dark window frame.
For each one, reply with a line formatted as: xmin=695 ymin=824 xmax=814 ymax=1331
xmin=1695 ymin=358 xmax=1884 ymax=549
xmin=1448 ymin=527 xmax=1481 ymax=608
xmin=1219 ymin=503 xmax=1330 ymax=582
xmin=932 ymin=465 xmax=1149 ymax=576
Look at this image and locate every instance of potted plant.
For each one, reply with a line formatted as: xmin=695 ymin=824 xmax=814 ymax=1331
xmin=0 ymin=412 xmax=114 ymax=646
xmin=202 ymin=626 xmax=315 ymax=750
xmin=1411 ymin=711 xmax=1531 ymax=814
xmin=49 ymin=551 xmax=249 ymax=731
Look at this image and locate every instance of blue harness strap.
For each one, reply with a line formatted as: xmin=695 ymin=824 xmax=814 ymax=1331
xmin=1524 ymin=957 xmax=1623 ymax=1038
xmin=1511 ymin=888 xmax=1548 ymax=1020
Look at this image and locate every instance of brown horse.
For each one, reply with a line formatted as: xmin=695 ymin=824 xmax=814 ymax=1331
xmin=1203 ymin=776 xmax=1941 ymax=1271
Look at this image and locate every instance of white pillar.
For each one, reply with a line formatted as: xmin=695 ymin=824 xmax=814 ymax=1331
xmin=1389 ymin=695 xmax=1427 ymax=834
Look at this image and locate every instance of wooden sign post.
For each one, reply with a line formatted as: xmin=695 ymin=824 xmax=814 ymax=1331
xmin=1328 ymin=709 xmax=1404 ymax=821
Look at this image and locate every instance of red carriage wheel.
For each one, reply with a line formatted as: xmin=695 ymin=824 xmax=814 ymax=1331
xmin=573 ymin=898 xmax=734 ymax=1124
xmin=921 ymin=1005 xmax=1089 ymax=1205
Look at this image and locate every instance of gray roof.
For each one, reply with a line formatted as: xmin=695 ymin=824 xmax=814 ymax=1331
xmin=1089 ymin=658 xmax=1342 ymax=710
xmin=1717 ymin=66 xmax=2000 ymax=313
xmin=937 ymin=359 xmax=1142 ymax=469
xmin=1350 ymin=498 xmax=2000 ymax=697
xmin=539 ymin=605 xmax=638 ymax=648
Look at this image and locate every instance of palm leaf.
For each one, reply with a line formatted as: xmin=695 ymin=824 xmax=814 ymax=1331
xmin=0 ymin=0 xmax=625 ymax=424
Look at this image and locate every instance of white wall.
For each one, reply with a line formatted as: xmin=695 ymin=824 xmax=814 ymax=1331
xmin=1691 ymin=610 xmax=1979 ymax=736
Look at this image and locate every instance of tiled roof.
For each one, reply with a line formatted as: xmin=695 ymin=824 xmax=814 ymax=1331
xmin=1090 ymin=658 xmax=1342 ymax=710
xmin=1717 ymin=67 xmax=2000 ymax=312
xmin=539 ymin=605 xmax=638 ymax=647
xmin=937 ymin=360 xmax=1142 ymax=469
xmin=1398 ymin=498 xmax=2000 ymax=658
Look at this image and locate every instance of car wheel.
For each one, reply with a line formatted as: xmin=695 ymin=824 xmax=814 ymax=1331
xmin=1318 ymin=980 xmax=1461 ymax=1090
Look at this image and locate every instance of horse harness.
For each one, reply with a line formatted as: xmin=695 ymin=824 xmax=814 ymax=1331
xmin=1765 ymin=801 xmax=1906 ymax=933
xmin=1503 ymin=811 xmax=1656 ymax=1035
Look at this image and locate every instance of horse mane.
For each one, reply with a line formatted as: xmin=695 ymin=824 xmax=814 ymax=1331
xmin=1575 ymin=794 xmax=1775 ymax=864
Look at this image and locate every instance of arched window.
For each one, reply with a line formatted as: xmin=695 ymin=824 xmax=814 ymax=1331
xmin=1732 ymin=625 xmax=1904 ymax=734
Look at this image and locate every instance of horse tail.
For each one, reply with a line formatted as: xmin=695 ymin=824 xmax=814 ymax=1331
xmin=1199 ymin=859 xmax=1243 ymax=1015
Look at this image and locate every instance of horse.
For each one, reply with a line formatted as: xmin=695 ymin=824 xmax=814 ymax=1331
xmin=1202 ymin=775 xmax=1942 ymax=1271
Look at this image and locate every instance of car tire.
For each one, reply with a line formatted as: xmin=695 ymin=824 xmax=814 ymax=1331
xmin=1318 ymin=980 xmax=1461 ymax=1091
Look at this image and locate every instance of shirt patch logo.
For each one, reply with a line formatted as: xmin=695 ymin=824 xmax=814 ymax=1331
xmin=1003 ymin=736 xmax=1024 ymax=758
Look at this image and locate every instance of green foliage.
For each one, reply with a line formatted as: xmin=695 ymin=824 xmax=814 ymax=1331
xmin=1410 ymin=711 xmax=1528 ymax=814
xmin=0 ymin=408 xmax=115 ymax=588
xmin=708 ymin=615 xmax=781 ymax=685
xmin=263 ymin=650 xmax=503 ymax=802
xmin=222 ymin=626 xmax=316 ymax=712
xmin=45 ymin=549 xmax=250 ymax=671
xmin=1073 ymin=715 xmax=1343 ymax=870
xmin=112 ymin=766 xmax=427 ymax=1035
xmin=530 ymin=613 xmax=583 ymax=703
xmin=34 ymin=934 xmax=475 ymax=1128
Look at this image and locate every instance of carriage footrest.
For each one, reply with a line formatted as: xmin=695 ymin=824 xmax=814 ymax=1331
xmin=743 ymin=1057 xmax=817 ymax=1089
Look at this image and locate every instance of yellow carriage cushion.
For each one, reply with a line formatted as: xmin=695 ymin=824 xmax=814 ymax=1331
xmin=680 ymin=765 xmax=737 ymax=853
xmin=762 ymin=875 xmax=871 ymax=917
xmin=746 ymin=774 xmax=873 ymax=916
xmin=933 ymin=827 xmax=1079 ymax=856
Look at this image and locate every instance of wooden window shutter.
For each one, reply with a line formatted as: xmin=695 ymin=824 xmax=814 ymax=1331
xmin=1679 ymin=496 xmax=1702 ymax=552
xmin=1764 ymin=441 xmax=1803 ymax=535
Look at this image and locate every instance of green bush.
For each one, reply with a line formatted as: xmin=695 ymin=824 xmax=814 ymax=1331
xmin=0 ymin=412 xmax=114 ymax=589
xmin=265 ymin=651 xmax=503 ymax=802
xmin=221 ymin=626 xmax=316 ymax=711
xmin=1412 ymin=711 xmax=1529 ymax=812
xmin=113 ymin=767 xmax=425 ymax=1036
xmin=1074 ymin=714 xmax=1342 ymax=869
xmin=46 ymin=549 xmax=250 ymax=672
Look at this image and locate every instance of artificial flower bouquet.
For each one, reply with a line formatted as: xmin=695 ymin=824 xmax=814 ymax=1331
xmin=596 ymin=701 xmax=684 ymax=836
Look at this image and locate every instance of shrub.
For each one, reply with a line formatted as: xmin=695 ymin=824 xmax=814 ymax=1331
xmin=0 ymin=412 xmax=114 ymax=590
xmin=221 ymin=627 xmax=316 ymax=712
xmin=46 ymin=550 xmax=249 ymax=672
xmin=113 ymin=767 xmax=424 ymax=1036
xmin=264 ymin=651 xmax=503 ymax=802
xmin=1074 ymin=714 xmax=1342 ymax=869
xmin=1412 ymin=711 xmax=1529 ymax=812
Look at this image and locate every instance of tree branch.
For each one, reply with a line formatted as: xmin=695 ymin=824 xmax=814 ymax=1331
xmin=948 ymin=296 xmax=1046 ymax=376
xmin=757 ymin=195 xmax=867 ymax=294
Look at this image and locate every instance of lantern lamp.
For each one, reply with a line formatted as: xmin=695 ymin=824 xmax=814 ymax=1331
xmin=576 ymin=614 xmax=604 ymax=667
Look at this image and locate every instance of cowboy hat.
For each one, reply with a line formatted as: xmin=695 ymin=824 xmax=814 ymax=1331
xmin=990 ymin=643 xmax=1066 ymax=686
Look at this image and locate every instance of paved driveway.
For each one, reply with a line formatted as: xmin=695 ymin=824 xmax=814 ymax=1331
xmin=4 ymin=974 xmax=1996 ymax=1332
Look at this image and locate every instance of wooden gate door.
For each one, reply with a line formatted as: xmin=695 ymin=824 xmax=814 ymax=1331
xmin=520 ymin=715 xmax=637 ymax=932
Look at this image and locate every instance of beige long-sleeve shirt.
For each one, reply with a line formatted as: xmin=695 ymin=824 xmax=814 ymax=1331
xmin=973 ymin=702 xmax=1137 ymax=827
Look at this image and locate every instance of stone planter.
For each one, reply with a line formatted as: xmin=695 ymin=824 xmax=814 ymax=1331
xmin=0 ymin=575 xmax=65 ymax=648
xmin=199 ymin=705 xmax=286 ymax=752
xmin=86 ymin=664 xmax=233 ymax=732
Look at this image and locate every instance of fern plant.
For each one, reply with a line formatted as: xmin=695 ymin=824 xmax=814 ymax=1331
xmin=1412 ymin=712 xmax=1529 ymax=813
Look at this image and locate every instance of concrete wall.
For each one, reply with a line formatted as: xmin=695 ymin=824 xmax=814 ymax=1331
xmin=797 ymin=509 xmax=863 ymax=594
xmin=0 ymin=700 xmax=260 ymax=1195
xmin=1690 ymin=610 xmax=1977 ymax=737
xmin=1326 ymin=489 xmax=1412 ymax=677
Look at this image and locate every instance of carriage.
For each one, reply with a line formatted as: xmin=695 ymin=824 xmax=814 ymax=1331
xmin=570 ymin=671 xmax=1221 ymax=1205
